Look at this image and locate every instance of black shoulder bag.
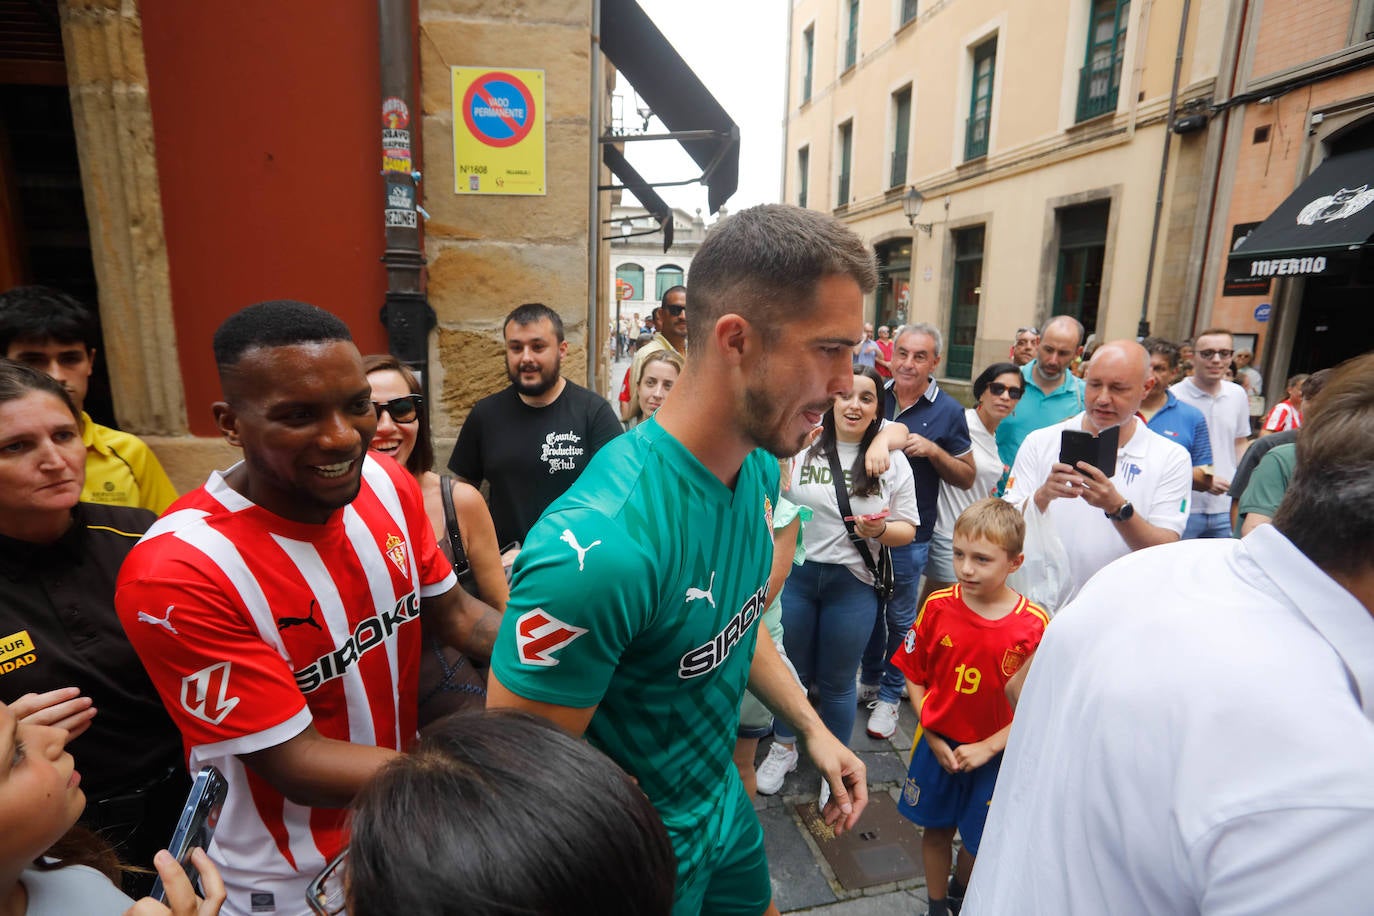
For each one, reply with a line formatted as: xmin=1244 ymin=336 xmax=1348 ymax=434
xmin=439 ymin=474 xmax=477 ymax=592
xmin=824 ymin=450 xmax=895 ymax=610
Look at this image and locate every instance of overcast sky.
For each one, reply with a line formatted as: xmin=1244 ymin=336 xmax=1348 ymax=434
xmin=614 ymin=0 xmax=788 ymax=219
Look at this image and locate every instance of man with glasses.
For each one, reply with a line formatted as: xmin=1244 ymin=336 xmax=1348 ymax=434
xmin=620 ymin=285 xmax=689 ymax=422
xmin=1011 ymin=326 xmax=1039 ymax=367
xmin=1170 ymin=328 xmax=1252 ymax=539
xmin=1140 ymin=338 xmax=1213 ymax=493
xmin=449 ymin=303 xmax=623 ymax=549
xmin=995 ymin=315 xmax=1086 ymax=473
xmin=116 ymin=300 xmax=502 ymax=916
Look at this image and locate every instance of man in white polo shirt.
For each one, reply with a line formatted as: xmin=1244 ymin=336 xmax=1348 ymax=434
xmin=1003 ymin=340 xmax=1191 ymax=603
xmin=966 ymin=352 xmax=1374 ymax=915
xmin=1171 ymin=327 xmax=1251 ymax=538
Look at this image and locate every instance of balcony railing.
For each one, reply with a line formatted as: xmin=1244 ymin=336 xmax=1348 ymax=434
xmin=890 ymin=149 xmax=908 ymax=189
xmin=1076 ymin=59 xmax=1119 ymax=122
xmin=964 ymin=114 xmax=989 ymax=161
xmin=837 ymin=172 xmax=851 ymax=207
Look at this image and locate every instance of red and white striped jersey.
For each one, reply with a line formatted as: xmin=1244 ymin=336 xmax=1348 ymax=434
xmin=116 ymin=455 xmax=455 ymax=916
xmin=1262 ymin=400 xmax=1302 ymax=433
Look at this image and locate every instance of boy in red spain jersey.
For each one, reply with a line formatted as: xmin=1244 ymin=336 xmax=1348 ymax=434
xmin=891 ymin=498 xmax=1048 ymax=916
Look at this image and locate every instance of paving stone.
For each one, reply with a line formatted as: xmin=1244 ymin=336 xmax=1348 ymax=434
xmin=759 ymin=805 xmax=838 ymax=912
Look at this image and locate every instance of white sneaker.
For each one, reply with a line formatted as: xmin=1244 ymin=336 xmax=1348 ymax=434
xmin=755 ymin=742 xmax=798 ymax=795
xmin=858 ymin=681 xmax=880 ymax=705
xmin=867 ymin=700 xmax=901 ymax=739
xmin=819 ymin=777 xmax=831 ymax=811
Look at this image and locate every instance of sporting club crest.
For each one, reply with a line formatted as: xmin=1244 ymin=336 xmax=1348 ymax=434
xmin=385 ymin=533 xmax=409 ymax=577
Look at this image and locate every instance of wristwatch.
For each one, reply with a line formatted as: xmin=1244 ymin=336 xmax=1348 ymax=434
xmin=1105 ymin=499 xmax=1134 ymax=522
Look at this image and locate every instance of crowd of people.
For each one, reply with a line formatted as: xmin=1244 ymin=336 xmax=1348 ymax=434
xmin=0 ymin=202 xmax=1369 ymax=916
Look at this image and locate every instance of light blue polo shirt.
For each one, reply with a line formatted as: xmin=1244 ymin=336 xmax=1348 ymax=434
xmin=995 ymin=361 xmax=1085 ymax=470
xmin=1145 ymin=391 xmax=1213 ymax=468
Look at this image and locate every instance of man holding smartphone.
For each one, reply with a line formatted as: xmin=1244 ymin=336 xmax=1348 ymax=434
xmin=1003 ymin=341 xmax=1192 ymax=603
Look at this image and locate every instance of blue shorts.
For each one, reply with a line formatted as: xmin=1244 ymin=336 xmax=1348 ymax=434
xmin=673 ymin=769 xmax=771 ymax=916
xmin=897 ymin=730 xmax=1002 ymax=856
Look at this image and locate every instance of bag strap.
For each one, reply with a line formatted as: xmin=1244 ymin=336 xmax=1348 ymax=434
xmin=824 ymin=449 xmax=881 ymax=580
xmin=439 ymin=475 xmax=472 ymax=577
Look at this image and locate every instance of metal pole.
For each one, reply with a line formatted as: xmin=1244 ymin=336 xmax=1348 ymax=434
xmin=1139 ymin=0 xmax=1191 ymax=340
xmin=378 ymin=0 xmax=434 ymax=374
xmin=586 ymin=0 xmax=604 ymax=392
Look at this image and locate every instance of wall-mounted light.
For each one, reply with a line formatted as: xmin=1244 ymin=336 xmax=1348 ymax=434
xmin=903 ymin=188 xmax=933 ymax=235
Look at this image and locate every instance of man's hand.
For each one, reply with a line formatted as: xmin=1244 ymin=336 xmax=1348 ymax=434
xmin=902 ymin=433 xmax=938 ymax=458
xmin=10 ymin=687 xmax=95 ymax=743
xmin=1034 ymin=462 xmax=1084 ymax=512
xmin=952 ymin=740 xmax=997 ymax=772
xmin=798 ymin=725 xmax=868 ymax=834
xmin=865 ymin=437 xmax=893 ymax=476
xmin=1207 ymin=475 xmax=1231 ymax=496
xmin=925 ymin=731 xmax=960 ymax=774
xmin=1069 ymin=460 xmax=1125 ymax=512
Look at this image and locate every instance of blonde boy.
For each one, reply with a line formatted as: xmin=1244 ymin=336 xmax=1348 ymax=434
xmin=890 ymin=498 xmax=1048 ymax=916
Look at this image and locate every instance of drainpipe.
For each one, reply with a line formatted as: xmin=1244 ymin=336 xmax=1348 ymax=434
xmin=1138 ymin=0 xmax=1190 ymax=339
xmin=587 ymin=0 xmax=605 ymax=393
xmin=378 ymin=0 xmax=434 ymax=381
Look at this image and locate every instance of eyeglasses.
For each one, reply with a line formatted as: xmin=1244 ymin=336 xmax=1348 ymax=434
xmin=372 ymin=395 xmax=422 ymax=423
xmin=663 ymin=304 xmax=686 ymax=316
xmin=307 ymin=848 xmax=348 ymax=915
xmin=1197 ymin=349 xmax=1234 ymax=361
xmin=987 ymin=382 xmax=1024 ymax=399
xmin=1015 ymin=327 xmax=1040 ymax=337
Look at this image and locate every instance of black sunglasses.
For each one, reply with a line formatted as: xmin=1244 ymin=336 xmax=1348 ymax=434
xmin=373 ymin=395 xmax=422 ymax=423
xmin=987 ymin=382 xmax=1024 ymax=400
xmin=663 ymin=304 xmax=686 ymax=316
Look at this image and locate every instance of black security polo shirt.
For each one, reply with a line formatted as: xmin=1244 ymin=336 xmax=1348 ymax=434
xmin=0 ymin=503 xmax=183 ymax=799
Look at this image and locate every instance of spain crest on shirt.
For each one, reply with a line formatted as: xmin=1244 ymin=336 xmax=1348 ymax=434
xmin=1001 ymin=644 xmax=1029 ymax=678
xmin=384 ymin=533 xmax=409 ymax=578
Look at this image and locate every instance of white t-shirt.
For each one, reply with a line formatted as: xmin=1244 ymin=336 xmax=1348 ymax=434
xmin=1170 ymin=377 xmax=1251 ymax=514
xmin=788 ymin=426 xmax=919 ymax=584
xmin=21 ymin=864 xmax=134 ymax=915
xmin=1003 ymin=414 xmax=1191 ymax=601
xmin=965 ymin=526 xmax=1374 ymax=915
xmin=933 ymin=408 xmax=1004 ymax=542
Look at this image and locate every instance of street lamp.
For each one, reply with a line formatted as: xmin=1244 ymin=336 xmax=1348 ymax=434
xmin=903 ymin=187 xmax=933 ymax=235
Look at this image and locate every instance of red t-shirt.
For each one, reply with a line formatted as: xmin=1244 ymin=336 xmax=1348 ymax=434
xmin=875 ymin=339 xmax=894 ymax=378
xmin=891 ymin=584 xmax=1047 ymax=744
xmin=115 ymin=456 xmax=455 ymax=913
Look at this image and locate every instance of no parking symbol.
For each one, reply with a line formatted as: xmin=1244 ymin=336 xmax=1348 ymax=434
xmin=452 ymin=67 xmax=546 ymax=196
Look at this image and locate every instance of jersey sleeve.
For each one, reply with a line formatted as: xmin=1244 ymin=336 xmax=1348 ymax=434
xmin=447 ymin=401 xmax=485 ymax=480
xmin=1144 ymin=441 xmax=1192 ymax=534
xmin=491 ymin=507 xmax=656 ymax=708
xmin=115 ymin=562 xmax=310 ymax=759
xmin=1237 ymin=448 xmax=1291 ymax=519
xmin=618 ymin=365 xmax=632 ymax=403
xmin=891 ymin=595 xmax=938 ymax=686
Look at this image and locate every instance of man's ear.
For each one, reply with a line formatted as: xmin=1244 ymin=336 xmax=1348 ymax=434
xmin=558 ymin=339 xmax=569 ymax=359
xmin=212 ymin=401 xmax=242 ymax=447
xmin=713 ymin=313 xmax=752 ymax=367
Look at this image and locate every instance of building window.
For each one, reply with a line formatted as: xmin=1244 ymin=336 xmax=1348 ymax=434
xmin=1052 ymin=202 xmax=1109 ymax=335
xmin=802 ymin=26 xmax=815 ymax=102
xmin=837 ymin=121 xmax=853 ymax=207
xmin=901 ymin=0 xmax=918 ymax=26
xmin=1077 ymin=0 xmax=1129 ymax=121
xmin=965 ymin=37 xmax=996 ymax=161
xmin=798 ymin=146 xmax=810 ymax=208
xmin=890 ymin=87 xmax=911 ymax=189
xmin=655 ymin=264 xmax=684 ymax=300
xmin=616 ymin=263 xmax=645 ymax=301
xmin=874 ymin=239 xmax=912 ymax=329
xmin=845 ymin=0 xmax=860 ymax=70
xmin=947 ymin=226 xmax=985 ymax=379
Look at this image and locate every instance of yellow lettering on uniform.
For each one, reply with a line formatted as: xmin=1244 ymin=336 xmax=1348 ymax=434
xmin=0 ymin=630 xmax=35 ymax=664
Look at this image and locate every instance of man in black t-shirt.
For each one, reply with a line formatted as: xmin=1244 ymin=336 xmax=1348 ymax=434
xmin=448 ymin=303 xmax=622 ymax=548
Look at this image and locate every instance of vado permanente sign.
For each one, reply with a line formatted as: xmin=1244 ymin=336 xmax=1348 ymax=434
xmin=452 ymin=67 xmax=546 ymax=196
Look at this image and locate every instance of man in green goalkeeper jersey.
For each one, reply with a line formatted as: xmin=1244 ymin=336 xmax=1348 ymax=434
xmin=489 ymin=204 xmax=875 ymax=916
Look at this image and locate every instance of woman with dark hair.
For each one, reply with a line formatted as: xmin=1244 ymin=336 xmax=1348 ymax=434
xmin=0 ymin=360 xmax=190 ymax=897
xmin=362 ymin=355 xmax=507 ymax=726
xmin=756 ymin=366 xmax=918 ymax=799
xmin=919 ymin=361 xmax=1023 ymax=604
xmin=315 ymin=710 xmax=676 ymax=916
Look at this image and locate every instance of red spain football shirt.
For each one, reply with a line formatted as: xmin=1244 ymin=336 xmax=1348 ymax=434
xmin=891 ymin=585 xmax=1047 ymax=744
xmin=116 ymin=455 xmax=455 ymax=916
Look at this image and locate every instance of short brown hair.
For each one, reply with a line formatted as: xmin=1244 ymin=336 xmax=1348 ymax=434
xmin=953 ymin=498 xmax=1026 ymax=556
xmin=686 ymin=204 xmax=877 ymax=345
xmin=1274 ymin=353 xmax=1374 ymax=576
xmin=1193 ymin=327 xmax=1234 ymax=341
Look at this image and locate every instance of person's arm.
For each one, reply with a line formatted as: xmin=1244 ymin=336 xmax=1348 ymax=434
xmin=486 ymin=670 xmax=599 ymax=736
xmin=1240 ymin=512 xmax=1271 ymax=536
xmin=951 ymin=723 xmax=1012 ymax=772
xmin=1072 ymin=460 xmax=1183 ymax=550
xmin=1004 ymin=650 xmax=1034 ymax=707
xmin=905 ymin=435 xmax=976 ymax=489
xmin=423 ymin=586 xmax=502 ymax=663
xmin=864 ymin=421 xmax=910 ymax=477
xmin=763 ymin=515 xmax=802 ymax=608
xmin=749 ymin=628 xmax=868 ymax=833
xmin=451 ymin=479 xmax=509 ymax=611
xmin=239 ymin=724 xmax=400 ymax=808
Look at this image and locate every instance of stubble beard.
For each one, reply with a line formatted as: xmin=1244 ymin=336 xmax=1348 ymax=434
xmin=509 ymin=359 xmax=561 ymax=397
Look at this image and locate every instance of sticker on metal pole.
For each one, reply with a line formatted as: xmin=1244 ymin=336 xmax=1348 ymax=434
xmin=452 ymin=67 xmax=546 ymax=196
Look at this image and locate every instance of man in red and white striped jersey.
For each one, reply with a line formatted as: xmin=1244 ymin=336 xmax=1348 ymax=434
xmin=115 ymin=301 xmax=501 ymax=916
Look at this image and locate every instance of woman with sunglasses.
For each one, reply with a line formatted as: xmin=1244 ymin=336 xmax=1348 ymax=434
xmin=919 ymin=362 xmax=1023 ymax=604
xmin=363 ymin=356 xmax=508 ymax=726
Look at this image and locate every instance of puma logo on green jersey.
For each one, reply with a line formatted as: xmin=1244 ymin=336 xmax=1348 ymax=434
xmin=678 ymin=584 xmax=768 ymax=679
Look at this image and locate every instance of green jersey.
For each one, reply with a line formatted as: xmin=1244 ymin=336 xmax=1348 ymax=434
xmin=492 ymin=417 xmax=779 ymax=881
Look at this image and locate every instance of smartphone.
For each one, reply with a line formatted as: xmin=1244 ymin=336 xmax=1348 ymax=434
xmin=150 ymin=765 xmax=228 ymax=903
xmin=1058 ymin=426 xmax=1119 ymax=477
